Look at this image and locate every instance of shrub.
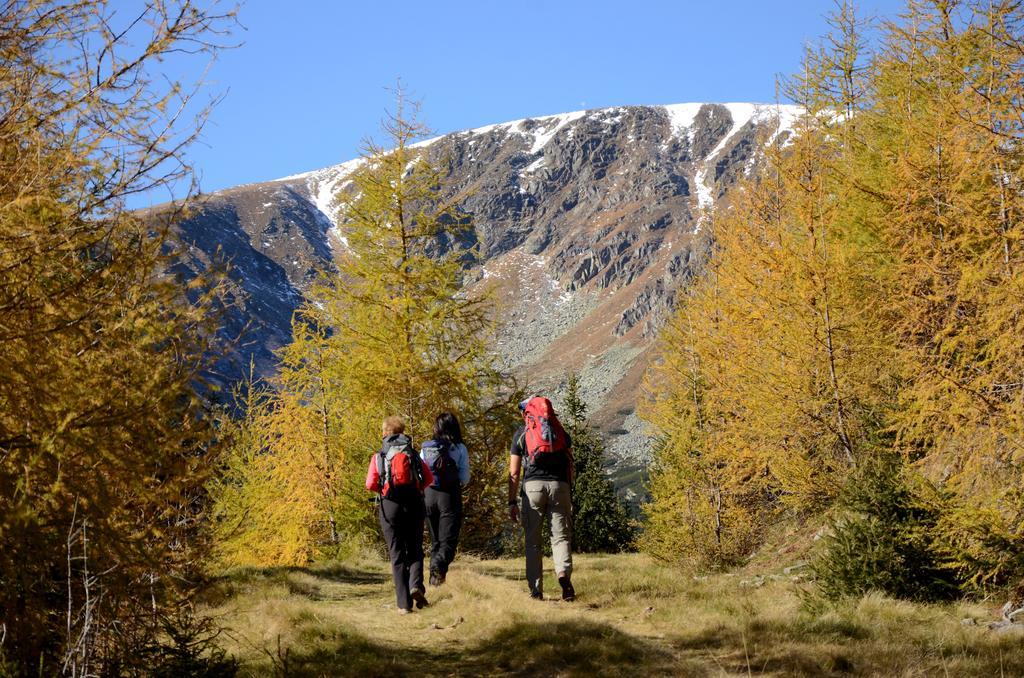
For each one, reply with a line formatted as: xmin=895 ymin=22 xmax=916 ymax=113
xmin=812 ymin=456 xmax=962 ymax=601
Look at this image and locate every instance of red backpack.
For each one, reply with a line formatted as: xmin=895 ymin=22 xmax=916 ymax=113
xmin=376 ymin=439 xmax=424 ymax=497
xmin=522 ymin=396 xmax=570 ymax=464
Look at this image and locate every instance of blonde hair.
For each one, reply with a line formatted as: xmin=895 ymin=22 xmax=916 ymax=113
xmin=382 ymin=415 xmax=405 ymax=435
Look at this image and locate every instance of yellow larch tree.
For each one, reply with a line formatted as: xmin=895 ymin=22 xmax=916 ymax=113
xmin=211 ymin=97 xmax=517 ymax=566
xmin=643 ymin=2 xmax=899 ymax=567
xmin=855 ymin=0 xmax=1024 ymax=587
xmin=0 ymin=1 xmax=236 ymax=671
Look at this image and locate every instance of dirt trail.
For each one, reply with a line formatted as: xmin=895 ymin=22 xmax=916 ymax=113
xmin=206 ymin=553 xmax=1024 ymax=677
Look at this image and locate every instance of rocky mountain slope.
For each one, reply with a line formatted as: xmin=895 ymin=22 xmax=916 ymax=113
xmin=173 ymin=102 xmax=801 ymax=489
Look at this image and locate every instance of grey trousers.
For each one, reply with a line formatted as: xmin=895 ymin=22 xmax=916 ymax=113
xmin=521 ymin=479 xmax=573 ymax=596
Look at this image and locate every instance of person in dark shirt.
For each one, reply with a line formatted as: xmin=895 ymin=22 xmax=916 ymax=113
xmin=508 ymin=397 xmax=576 ymax=601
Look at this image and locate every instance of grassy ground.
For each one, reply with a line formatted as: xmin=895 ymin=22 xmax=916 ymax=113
xmin=202 ymin=552 xmax=1024 ymax=677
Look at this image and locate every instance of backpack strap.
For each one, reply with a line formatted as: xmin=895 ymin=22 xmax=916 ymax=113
xmin=409 ymin=445 xmax=425 ymax=488
xmin=518 ymin=431 xmax=533 ymax=468
xmin=376 ymin=449 xmax=388 ymax=495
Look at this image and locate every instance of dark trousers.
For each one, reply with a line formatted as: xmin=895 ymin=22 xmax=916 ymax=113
xmin=378 ymin=494 xmax=425 ymax=610
xmin=424 ymin=487 xmax=463 ymax=576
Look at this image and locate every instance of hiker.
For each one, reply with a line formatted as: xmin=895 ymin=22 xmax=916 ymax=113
xmin=365 ymin=416 xmax=434 ymax=614
xmin=508 ymin=396 xmax=576 ymax=601
xmin=420 ymin=412 xmax=471 ymax=586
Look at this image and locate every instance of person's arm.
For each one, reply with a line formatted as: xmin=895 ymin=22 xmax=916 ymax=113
xmin=566 ymin=431 xmax=575 ymax=484
xmin=508 ymin=453 xmax=522 ymax=523
xmin=365 ymin=455 xmax=380 ymax=492
xmin=508 ymin=430 xmax=524 ymax=522
xmin=457 ymin=443 xmax=470 ymax=487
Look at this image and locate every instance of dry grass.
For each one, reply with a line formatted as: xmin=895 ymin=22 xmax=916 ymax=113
xmin=201 ymin=553 xmax=1024 ymax=677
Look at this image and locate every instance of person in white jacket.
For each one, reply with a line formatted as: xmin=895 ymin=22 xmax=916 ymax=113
xmin=420 ymin=412 xmax=470 ymax=586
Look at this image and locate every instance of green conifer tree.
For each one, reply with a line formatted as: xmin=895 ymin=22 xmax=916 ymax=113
xmin=563 ymin=373 xmax=634 ymax=553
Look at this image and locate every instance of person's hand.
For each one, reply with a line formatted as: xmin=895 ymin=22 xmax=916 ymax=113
xmin=508 ymin=503 xmax=519 ymax=524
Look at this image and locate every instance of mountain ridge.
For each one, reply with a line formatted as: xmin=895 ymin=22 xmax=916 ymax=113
xmin=171 ymin=102 xmax=802 ymax=491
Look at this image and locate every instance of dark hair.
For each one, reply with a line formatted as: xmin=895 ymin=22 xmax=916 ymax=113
xmin=434 ymin=412 xmax=463 ymax=446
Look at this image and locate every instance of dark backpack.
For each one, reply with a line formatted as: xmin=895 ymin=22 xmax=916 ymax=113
xmin=425 ymin=439 xmax=461 ymax=492
xmin=522 ymin=396 xmax=570 ymax=465
xmin=376 ymin=439 xmax=424 ymax=498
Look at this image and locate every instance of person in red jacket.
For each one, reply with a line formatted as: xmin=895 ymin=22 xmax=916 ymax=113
xmin=366 ymin=415 xmax=434 ymax=613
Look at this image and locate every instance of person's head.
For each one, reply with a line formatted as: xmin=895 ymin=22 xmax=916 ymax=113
xmin=382 ymin=415 xmax=405 ymax=438
xmin=434 ymin=412 xmax=463 ymax=445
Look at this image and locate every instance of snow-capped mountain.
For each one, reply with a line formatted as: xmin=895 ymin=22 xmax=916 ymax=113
xmin=172 ymin=102 xmax=800 ymax=487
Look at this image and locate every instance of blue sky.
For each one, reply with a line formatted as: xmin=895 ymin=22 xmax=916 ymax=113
xmin=138 ymin=0 xmax=908 ymax=206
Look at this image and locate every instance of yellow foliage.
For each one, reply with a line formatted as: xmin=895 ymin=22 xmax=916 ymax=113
xmin=0 ymin=1 xmax=236 ymax=670
xmin=863 ymin=1 xmax=1024 ymax=494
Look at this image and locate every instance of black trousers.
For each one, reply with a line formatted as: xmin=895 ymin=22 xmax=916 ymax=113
xmin=378 ymin=494 xmax=425 ymax=610
xmin=424 ymin=487 xmax=463 ymax=576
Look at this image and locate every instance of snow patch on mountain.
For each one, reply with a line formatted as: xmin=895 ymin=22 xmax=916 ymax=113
xmin=691 ymin=103 xmax=802 ymax=232
xmin=301 ymin=157 xmax=364 ymax=246
xmin=409 ymin=135 xmax=443 ymax=149
xmin=463 ymin=109 xmax=588 ymax=154
xmin=522 ymin=156 xmax=547 ymax=174
xmin=765 ymin=104 xmax=802 ymax=147
xmin=525 ymin=111 xmax=588 ymax=154
xmin=599 ymin=107 xmax=627 ymax=125
xmin=662 ymin=103 xmax=704 ymax=141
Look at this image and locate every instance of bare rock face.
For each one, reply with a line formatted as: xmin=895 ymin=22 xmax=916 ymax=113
xmin=170 ymin=102 xmax=800 ymax=480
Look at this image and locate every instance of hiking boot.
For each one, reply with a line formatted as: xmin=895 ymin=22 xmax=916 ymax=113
xmin=398 ymin=607 xmax=411 ymax=615
xmin=412 ymin=588 xmax=429 ymax=609
xmin=558 ymin=574 xmax=575 ymax=602
xmin=429 ymin=570 xmax=441 ymax=587
xmin=530 ymin=590 xmax=543 ymax=600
